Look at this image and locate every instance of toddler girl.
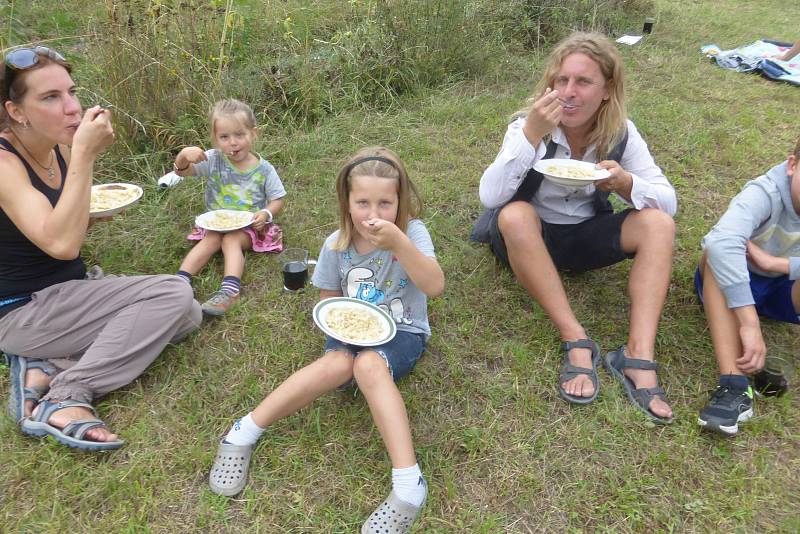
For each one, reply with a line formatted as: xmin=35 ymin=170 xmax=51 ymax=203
xmin=208 ymin=146 xmax=444 ymax=533
xmin=172 ymin=99 xmax=286 ymax=315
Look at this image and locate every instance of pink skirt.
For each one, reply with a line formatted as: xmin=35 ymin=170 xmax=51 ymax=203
xmin=187 ymin=223 xmax=284 ymax=252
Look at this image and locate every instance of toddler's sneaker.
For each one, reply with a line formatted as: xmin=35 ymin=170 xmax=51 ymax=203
xmin=157 ymin=171 xmax=184 ymax=188
xmin=361 ymin=491 xmax=424 ymax=534
xmin=201 ymin=291 xmax=239 ymax=316
xmin=697 ymin=385 xmax=754 ymax=436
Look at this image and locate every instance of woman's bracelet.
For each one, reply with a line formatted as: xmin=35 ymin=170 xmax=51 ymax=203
xmin=259 ymin=208 xmax=273 ymax=223
xmin=173 ymin=162 xmax=191 ymax=172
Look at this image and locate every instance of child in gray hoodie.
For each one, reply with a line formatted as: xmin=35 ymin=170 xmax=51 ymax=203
xmin=695 ymin=137 xmax=799 ymax=435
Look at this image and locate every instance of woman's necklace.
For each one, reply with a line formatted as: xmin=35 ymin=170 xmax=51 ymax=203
xmin=14 ymin=135 xmax=56 ymax=182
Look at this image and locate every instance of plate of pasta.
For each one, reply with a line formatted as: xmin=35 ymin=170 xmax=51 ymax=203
xmin=195 ymin=209 xmax=254 ymax=232
xmin=533 ymin=158 xmax=610 ymax=187
xmin=90 ymin=183 xmax=144 ymax=218
xmin=313 ymin=297 xmax=397 ymax=346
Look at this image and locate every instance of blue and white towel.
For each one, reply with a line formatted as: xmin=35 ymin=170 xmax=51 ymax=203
xmin=702 ymin=40 xmax=800 ymax=86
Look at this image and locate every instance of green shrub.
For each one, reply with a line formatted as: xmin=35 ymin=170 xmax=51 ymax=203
xmin=494 ymin=0 xmax=655 ymax=49
xmin=2 ymin=0 xmax=653 ymax=157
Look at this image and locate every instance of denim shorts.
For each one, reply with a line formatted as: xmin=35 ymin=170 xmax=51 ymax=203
xmin=323 ymin=330 xmax=426 ymax=382
xmin=694 ymin=267 xmax=800 ymax=324
xmin=488 ymin=206 xmax=635 ymax=273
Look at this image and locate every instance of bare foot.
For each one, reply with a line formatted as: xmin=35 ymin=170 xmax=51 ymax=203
xmin=561 ymin=345 xmax=596 ymax=398
xmin=623 ymin=367 xmax=673 ymax=419
xmin=24 ymin=368 xmax=52 ymax=418
xmin=32 ymin=402 xmax=119 ymax=443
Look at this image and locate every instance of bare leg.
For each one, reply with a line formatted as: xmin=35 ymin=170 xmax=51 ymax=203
xmin=353 ymin=351 xmax=416 ymax=468
xmin=179 ymin=232 xmax=223 ymax=274
xmin=250 ymin=351 xmax=354 ymax=428
xmin=221 ymin=230 xmax=251 ymax=280
xmin=497 ymin=201 xmax=594 ymax=398
xmin=699 ymin=254 xmax=746 ymax=375
xmin=791 ymin=279 xmax=800 ymax=313
xmin=619 ymin=209 xmax=675 ymax=418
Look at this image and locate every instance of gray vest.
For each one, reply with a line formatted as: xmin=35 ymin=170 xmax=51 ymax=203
xmin=470 ymin=130 xmax=629 ymax=243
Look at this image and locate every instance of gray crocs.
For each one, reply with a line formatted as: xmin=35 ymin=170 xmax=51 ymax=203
xmin=361 ymin=491 xmax=425 ymax=534
xmin=558 ymin=339 xmax=601 ymax=404
xmin=209 ymin=441 xmax=254 ymax=496
xmin=604 ymin=346 xmax=673 ymax=424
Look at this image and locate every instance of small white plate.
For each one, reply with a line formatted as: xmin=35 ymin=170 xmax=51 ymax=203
xmin=195 ymin=209 xmax=254 ymax=232
xmin=89 ymin=183 xmax=143 ymax=218
xmin=313 ymin=297 xmax=397 ymax=346
xmin=533 ymin=158 xmax=610 ymax=187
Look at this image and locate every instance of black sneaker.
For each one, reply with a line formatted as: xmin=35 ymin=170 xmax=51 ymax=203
xmin=698 ymin=386 xmax=754 ymax=436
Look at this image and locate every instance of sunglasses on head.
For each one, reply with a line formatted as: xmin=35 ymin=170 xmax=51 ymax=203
xmin=4 ymin=46 xmax=66 ymax=71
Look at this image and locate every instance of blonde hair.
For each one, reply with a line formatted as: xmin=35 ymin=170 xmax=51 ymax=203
xmin=209 ymin=98 xmax=256 ymax=140
xmin=332 ymin=146 xmax=422 ymax=251
xmin=794 ymin=136 xmax=800 ymax=161
xmin=519 ymin=32 xmax=626 ymax=159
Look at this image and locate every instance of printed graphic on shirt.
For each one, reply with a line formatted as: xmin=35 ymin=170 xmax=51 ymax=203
xmin=345 ymin=267 xmax=412 ymax=325
xmin=197 ymin=150 xmax=286 ymax=212
xmin=214 ymin=182 xmax=254 ymax=210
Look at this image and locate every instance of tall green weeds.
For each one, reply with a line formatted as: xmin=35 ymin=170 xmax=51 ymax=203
xmin=4 ymin=0 xmax=653 ymax=157
xmin=498 ymin=0 xmax=655 ymax=50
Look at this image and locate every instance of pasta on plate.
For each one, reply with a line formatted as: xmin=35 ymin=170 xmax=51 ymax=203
xmin=90 ymin=186 xmax=140 ymax=212
xmin=544 ymin=164 xmax=597 ymax=179
xmin=325 ymin=307 xmax=386 ymax=342
xmin=204 ymin=211 xmax=252 ymax=231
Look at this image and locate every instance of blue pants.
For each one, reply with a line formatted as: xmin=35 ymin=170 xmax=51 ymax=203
xmin=694 ymin=267 xmax=799 ymax=324
xmin=323 ymin=330 xmax=426 ymax=381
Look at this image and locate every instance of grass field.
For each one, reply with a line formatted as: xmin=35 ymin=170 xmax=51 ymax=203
xmin=1 ymin=0 xmax=799 ymax=532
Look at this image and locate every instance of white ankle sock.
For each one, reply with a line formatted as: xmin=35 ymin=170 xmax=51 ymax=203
xmin=392 ymin=464 xmax=426 ymax=507
xmin=223 ymin=412 xmax=265 ymax=446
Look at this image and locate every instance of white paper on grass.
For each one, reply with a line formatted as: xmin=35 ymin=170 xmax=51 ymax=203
xmin=616 ymin=35 xmax=643 ymax=46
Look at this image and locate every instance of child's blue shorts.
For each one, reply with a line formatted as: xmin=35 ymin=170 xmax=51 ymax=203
xmin=694 ymin=267 xmax=800 ymax=324
xmin=323 ymin=330 xmax=426 ymax=382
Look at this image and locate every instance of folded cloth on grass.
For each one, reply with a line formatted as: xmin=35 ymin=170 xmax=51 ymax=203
xmin=702 ymin=40 xmax=800 ymax=86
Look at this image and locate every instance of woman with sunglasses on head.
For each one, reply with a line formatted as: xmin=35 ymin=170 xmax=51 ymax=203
xmin=0 ymin=47 xmax=202 ymax=450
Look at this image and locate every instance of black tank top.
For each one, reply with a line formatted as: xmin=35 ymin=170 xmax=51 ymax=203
xmin=0 ymin=137 xmax=86 ymax=318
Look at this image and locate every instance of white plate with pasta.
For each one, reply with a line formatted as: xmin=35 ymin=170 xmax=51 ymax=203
xmin=533 ymin=158 xmax=610 ymax=187
xmin=195 ymin=209 xmax=254 ymax=232
xmin=90 ymin=183 xmax=144 ymax=218
xmin=313 ymin=297 xmax=397 ymax=346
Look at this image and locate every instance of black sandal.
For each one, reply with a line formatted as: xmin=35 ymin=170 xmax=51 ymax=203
xmin=604 ymin=346 xmax=673 ymax=424
xmin=558 ymin=339 xmax=601 ymax=404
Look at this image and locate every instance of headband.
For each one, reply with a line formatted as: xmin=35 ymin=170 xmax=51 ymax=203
xmin=343 ymin=156 xmax=398 ymax=177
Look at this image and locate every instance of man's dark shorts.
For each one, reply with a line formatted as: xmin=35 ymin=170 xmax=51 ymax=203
xmin=488 ymin=204 xmax=635 ymax=273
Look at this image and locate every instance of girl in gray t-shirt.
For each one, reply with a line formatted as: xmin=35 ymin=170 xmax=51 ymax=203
xmin=171 ymin=99 xmax=287 ymax=315
xmin=209 ymin=147 xmax=444 ymax=533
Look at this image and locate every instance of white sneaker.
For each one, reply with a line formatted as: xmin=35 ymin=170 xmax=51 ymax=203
xmin=158 ymin=171 xmax=184 ymax=188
